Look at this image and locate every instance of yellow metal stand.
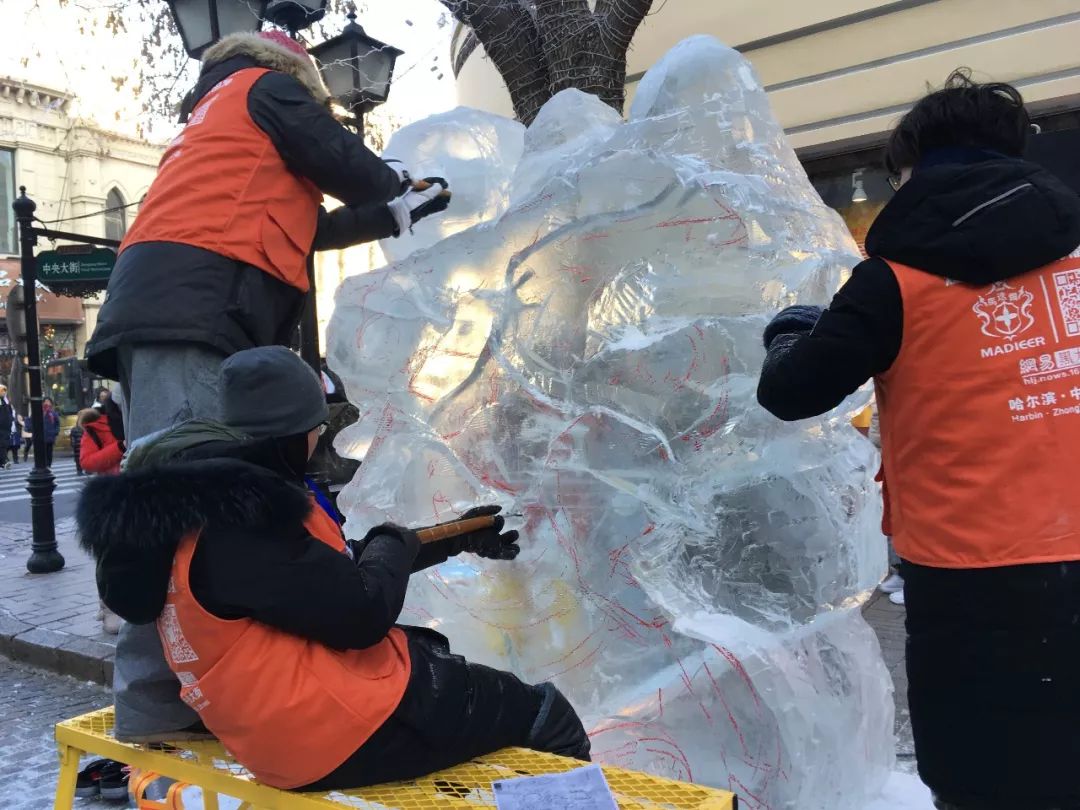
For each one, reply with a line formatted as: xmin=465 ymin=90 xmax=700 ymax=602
xmin=55 ymin=707 xmax=737 ymax=809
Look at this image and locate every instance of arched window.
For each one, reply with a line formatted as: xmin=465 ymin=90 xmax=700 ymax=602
xmin=104 ymin=188 xmax=127 ymax=242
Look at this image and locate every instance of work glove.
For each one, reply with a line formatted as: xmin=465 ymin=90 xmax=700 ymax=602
xmin=386 ymin=178 xmax=452 ymax=236
xmin=346 ymin=522 xmax=421 ymax=563
xmin=411 ymin=505 xmax=521 ymax=571
xmin=383 ymin=159 xmax=412 ymax=194
xmin=763 ymin=305 xmax=824 ymax=350
xmin=444 ymin=504 xmax=520 ymax=560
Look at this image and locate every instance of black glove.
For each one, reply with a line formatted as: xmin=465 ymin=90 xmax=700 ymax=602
xmin=386 ymin=177 xmax=451 ymax=236
xmin=412 ymin=505 xmax=521 ymax=571
xmin=763 ymin=305 xmax=824 ymax=349
xmin=448 ymin=505 xmax=520 ymax=560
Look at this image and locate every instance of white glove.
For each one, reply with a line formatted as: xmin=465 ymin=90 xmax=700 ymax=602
xmin=383 ymin=159 xmax=412 ymax=194
xmin=386 ymin=178 xmax=451 ymax=236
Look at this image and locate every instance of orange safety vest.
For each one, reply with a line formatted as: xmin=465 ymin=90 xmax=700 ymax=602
xmin=122 ymin=68 xmax=322 ymax=292
xmin=876 ymin=251 xmax=1080 ymax=568
xmin=157 ymin=496 xmax=411 ymax=789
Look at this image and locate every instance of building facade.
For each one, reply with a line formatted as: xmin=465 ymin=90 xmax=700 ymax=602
xmin=0 ymin=75 xmax=163 ymax=378
xmin=452 ymin=0 xmax=1080 ymax=248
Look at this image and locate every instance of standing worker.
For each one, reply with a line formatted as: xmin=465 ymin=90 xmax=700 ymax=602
xmin=757 ymin=71 xmax=1080 ymax=810
xmin=83 ymin=30 xmax=451 ymax=745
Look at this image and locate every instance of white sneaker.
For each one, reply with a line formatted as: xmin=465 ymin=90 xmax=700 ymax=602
xmin=888 ymin=589 xmax=905 ymax=606
xmin=879 ymin=572 xmax=904 ymax=594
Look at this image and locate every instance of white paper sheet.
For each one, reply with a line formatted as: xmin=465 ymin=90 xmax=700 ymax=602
xmin=493 ymin=764 xmax=619 ymax=810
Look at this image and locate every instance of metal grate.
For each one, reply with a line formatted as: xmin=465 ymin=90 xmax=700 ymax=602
xmin=56 ymin=707 xmax=737 ymax=809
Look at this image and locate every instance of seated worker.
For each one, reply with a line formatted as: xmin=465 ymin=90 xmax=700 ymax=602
xmin=77 ymin=347 xmax=590 ymax=790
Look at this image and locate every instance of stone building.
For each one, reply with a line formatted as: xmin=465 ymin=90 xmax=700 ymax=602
xmin=0 ymin=75 xmax=163 ymax=377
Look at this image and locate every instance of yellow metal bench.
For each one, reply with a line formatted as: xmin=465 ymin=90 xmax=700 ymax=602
xmin=55 ymin=707 xmax=738 ymax=809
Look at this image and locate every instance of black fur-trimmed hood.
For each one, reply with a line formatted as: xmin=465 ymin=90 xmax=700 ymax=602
xmin=77 ymin=459 xmax=311 ymax=624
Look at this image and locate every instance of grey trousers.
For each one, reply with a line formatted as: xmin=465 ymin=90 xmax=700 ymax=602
xmin=112 ymin=343 xmax=225 ymax=739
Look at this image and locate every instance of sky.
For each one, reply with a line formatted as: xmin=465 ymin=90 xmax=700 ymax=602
xmin=0 ymin=0 xmax=459 ymax=143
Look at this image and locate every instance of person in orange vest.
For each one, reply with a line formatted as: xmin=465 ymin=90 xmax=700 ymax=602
xmin=76 ymin=346 xmax=589 ymax=789
xmin=758 ymin=71 xmax=1080 ymax=810
xmin=84 ymin=29 xmax=449 ymax=744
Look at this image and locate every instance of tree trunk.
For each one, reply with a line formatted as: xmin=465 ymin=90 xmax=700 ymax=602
xmin=444 ymin=0 xmax=653 ymax=125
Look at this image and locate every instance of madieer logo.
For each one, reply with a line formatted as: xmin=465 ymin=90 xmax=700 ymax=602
xmin=973 ymin=282 xmax=1036 ymax=339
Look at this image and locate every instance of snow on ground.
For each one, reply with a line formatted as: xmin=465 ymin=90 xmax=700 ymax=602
xmin=866 ymin=771 xmax=934 ymax=809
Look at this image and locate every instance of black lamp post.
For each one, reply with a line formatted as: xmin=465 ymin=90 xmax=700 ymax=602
xmin=265 ymin=0 xmax=328 ymax=33
xmin=164 ymin=0 xmax=268 ymax=58
xmin=12 ymin=189 xmax=62 ymax=574
xmin=309 ymin=11 xmax=403 ymax=138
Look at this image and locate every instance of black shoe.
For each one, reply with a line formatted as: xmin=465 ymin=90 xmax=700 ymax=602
xmin=98 ymin=760 xmax=130 ymax=801
xmin=75 ymin=758 xmax=113 ymax=798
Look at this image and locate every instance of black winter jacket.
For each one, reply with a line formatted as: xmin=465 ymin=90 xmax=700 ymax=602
xmin=758 ymin=154 xmax=1080 ymax=420
xmin=86 ymin=53 xmax=401 ymax=381
xmin=77 ymin=439 xmax=420 ymax=648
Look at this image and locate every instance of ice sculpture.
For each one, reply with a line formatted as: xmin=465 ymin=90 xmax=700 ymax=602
xmin=328 ymin=35 xmax=892 ymax=810
xmin=381 ymin=107 xmax=525 ymax=263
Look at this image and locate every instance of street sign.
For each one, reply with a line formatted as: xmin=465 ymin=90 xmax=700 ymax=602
xmin=37 ymin=246 xmax=116 ymax=282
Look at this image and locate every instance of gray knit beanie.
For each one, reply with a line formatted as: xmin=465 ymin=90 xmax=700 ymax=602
xmin=221 ymin=346 xmax=329 ymax=438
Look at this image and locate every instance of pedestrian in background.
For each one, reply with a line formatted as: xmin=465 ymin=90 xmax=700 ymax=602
xmin=70 ymin=417 xmax=85 ymax=476
xmin=79 ymin=400 xmax=124 ymax=476
xmin=79 ymin=397 xmax=125 ymax=637
xmin=21 ymin=412 xmax=31 ymax=462
xmin=40 ymin=398 xmax=60 ymax=468
xmin=10 ymin=414 xmax=23 ymax=465
xmin=0 ymin=385 xmax=15 ymax=469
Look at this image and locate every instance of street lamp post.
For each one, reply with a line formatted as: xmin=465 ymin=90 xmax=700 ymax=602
xmin=13 ymin=188 xmax=63 ymax=574
xmin=309 ymin=10 xmax=403 ymax=139
xmin=265 ymin=0 xmax=327 ymax=33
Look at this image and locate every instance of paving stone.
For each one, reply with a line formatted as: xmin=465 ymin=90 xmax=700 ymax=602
xmin=0 ymin=655 xmax=112 ymax=809
xmin=0 ymin=519 xmax=114 ymax=684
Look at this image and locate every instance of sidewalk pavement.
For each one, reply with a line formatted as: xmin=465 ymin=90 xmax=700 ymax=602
xmin=0 ymin=517 xmax=915 ymax=755
xmin=0 ymin=517 xmax=116 ymax=685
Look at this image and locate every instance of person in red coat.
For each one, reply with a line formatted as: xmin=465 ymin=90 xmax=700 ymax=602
xmin=79 ymin=399 xmax=125 ymax=476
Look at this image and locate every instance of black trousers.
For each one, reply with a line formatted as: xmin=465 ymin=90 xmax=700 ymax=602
xmin=904 ymin=560 xmax=1080 ymax=810
xmin=302 ymin=628 xmax=583 ymax=791
xmin=44 ymin=442 xmax=54 ymax=467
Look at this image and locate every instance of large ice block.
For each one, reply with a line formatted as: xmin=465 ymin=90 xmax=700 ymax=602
xmin=380 ymin=107 xmax=525 ymax=263
xmin=329 ymin=35 xmax=891 ymax=810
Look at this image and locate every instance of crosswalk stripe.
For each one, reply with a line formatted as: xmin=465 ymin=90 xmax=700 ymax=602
xmin=0 ymin=487 xmax=81 ymax=504
xmin=0 ymin=482 xmax=84 ymax=497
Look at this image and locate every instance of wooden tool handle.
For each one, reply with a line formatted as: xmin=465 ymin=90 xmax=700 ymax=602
xmin=416 ymin=515 xmax=496 ymax=544
xmin=411 ymin=178 xmax=453 ymax=198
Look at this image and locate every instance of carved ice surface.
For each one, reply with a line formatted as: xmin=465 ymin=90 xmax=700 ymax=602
xmin=381 ymin=107 xmax=524 ymax=264
xmin=329 ymin=36 xmax=892 ymax=810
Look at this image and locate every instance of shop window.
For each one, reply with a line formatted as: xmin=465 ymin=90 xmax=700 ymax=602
xmin=104 ymin=187 xmax=127 ymax=242
xmin=809 ymin=164 xmax=893 ymax=257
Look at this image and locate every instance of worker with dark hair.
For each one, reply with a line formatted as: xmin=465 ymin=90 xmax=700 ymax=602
xmin=758 ymin=71 xmax=1080 ymax=810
